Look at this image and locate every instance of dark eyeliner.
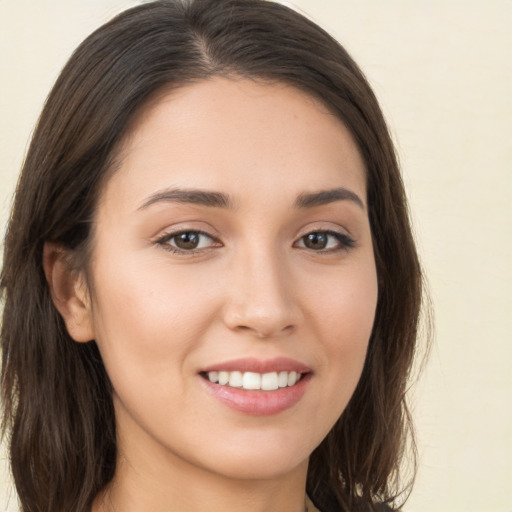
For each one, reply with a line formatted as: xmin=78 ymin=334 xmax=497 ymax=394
xmin=155 ymin=230 xmax=218 ymax=255
xmin=298 ymin=230 xmax=356 ymax=253
xmin=330 ymin=231 xmax=356 ymax=250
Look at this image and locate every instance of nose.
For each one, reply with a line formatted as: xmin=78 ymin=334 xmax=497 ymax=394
xmin=222 ymin=246 xmax=302 ymax=339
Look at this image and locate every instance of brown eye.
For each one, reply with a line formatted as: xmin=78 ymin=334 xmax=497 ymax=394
xmin=296 ymin=231 xmax=355 ymax=252
xmin=174 ymin=232 xmax=200 ymax=250
xmin=157 ymin=230 xmax=218 ymax=253
xmin=303 ymin=232 xmax=328 ymax=250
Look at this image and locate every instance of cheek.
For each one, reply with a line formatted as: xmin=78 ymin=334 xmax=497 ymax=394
xmin=306 ymin=259 xmax=378 ymax=408
xmin=307 ymin=254 xmax=378 ymax=344
xmin=88 ymin=250 xmax=222 ymax=389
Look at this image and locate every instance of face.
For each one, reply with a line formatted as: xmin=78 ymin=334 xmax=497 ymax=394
xmin=85 ymin=78 xmax=377 ymax=482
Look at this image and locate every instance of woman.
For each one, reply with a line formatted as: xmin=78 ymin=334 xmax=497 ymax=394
xmin=0 ymin=1 xmax=424 ymax=511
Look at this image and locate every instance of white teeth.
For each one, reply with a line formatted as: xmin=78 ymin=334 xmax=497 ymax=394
xmin=242 ymin=372 xmax=261 ymax=390
xmin=228 ymin=371 xmax=243 ymax=387
xmin=206 ymin=370 xmax=302 ymax=390
xmin=261 ymin=372 xmax=279 ymax=391
xmin=278 ymin=371 xmax=288 ymax=388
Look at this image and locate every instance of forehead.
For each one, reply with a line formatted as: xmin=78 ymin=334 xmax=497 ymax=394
xmin=102 ymin=78 xmax=367 ymax=211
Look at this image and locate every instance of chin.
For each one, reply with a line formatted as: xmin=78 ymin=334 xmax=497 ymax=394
xmin=208 ymin=454 xmax=308 ymax=482
xmin=191 ymin=431 xmax=314 ymax=481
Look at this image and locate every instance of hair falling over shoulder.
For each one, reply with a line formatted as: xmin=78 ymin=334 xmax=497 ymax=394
xmin=1 ymin=1 xmax=429 ymax=511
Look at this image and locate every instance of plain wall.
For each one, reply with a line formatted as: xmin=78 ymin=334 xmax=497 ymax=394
xmin=1 ymin=1 xmax=511 ymax=511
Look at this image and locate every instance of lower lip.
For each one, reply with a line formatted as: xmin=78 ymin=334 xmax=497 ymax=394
xmin=201 ymin=374 xmax=311 ymax=416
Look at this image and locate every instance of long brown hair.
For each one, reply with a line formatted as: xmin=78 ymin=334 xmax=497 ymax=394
xmin=1 ymin=1 xmax=425 ymax=511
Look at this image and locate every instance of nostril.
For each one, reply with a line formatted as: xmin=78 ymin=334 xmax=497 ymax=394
xmin=222 ymin=298 xmax=301 ymax=338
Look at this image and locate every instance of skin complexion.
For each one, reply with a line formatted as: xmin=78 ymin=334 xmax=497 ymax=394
xmin=48 ymin=78 xmax=378 ymax=512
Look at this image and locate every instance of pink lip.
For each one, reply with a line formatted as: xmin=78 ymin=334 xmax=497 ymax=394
xmin=200 ymin=357 xmax=311 ymax=374
xmin=199 ymin=357 xmax=312 ymax=416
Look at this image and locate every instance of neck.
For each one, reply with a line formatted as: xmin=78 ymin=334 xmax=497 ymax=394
xmin=92 ymin=397 xmax=311 ymax=512
xmin=92 ymin=423 xmax=309 ymax=512
xmin=93 ymin=458 xmax=309 ymax=512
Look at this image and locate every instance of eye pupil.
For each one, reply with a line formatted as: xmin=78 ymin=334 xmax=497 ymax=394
xmin=175 ymin=232 xmax=199 ymax=249
xmin=304 ymin=232 xmax=328 ymax=250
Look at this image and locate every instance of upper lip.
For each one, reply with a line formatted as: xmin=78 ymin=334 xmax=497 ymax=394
xmin=200 ymin=357 xmax=311 ymax=374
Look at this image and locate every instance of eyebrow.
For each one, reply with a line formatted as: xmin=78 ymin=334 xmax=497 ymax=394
xmin=138 ymin=188 xmax=232 ymax=210
xmin=138 ymin=186 xmax=364 ymax=211
xmin=294 ymin=187 xmax=365 ymax=210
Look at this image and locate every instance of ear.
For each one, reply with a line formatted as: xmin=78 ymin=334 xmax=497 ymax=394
xmin=43 ymin=242 xmax=95 ymax=343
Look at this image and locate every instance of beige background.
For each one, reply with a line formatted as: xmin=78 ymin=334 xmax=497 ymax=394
xmin=1 ymin=1 xmax=511 ymax=511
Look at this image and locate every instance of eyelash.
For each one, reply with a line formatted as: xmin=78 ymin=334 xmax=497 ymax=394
xmin=156 ymin=230 xmax=219 ymax=255
xmin=155 ymin=229 xmax=355 ymax=256
xmin=295 ymin=230 xmax=356 ymax=253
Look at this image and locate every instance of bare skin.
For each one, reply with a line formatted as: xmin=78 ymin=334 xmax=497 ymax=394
xmin=46 ymin=78 xmax=377 ymax=512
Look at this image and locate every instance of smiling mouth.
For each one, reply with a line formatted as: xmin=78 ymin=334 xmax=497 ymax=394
xmin=201 ymin=370 xmax=305 ymax=391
